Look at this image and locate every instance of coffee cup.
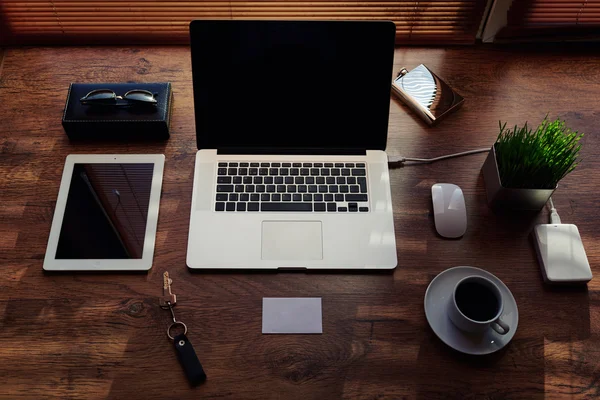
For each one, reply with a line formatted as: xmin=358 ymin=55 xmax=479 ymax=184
xmin=447 ymin=275 xmax=510 ymax=335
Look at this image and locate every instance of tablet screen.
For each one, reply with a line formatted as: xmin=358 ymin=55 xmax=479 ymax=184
xmin=55 ymin=163 xmax=155 ymax=259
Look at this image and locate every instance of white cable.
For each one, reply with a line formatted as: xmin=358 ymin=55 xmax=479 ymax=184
xmin=387 ymin=149 xmax=563 ymax=225
xmin=387 ymin=148 xmax=490 ymax=167
xmin=548 ymin=196 xmax=561 ymax=224
xmin=387 ymin=154 xmax=406 ymax=164
xmin=404 ymin=148 xmax=491 ymax=163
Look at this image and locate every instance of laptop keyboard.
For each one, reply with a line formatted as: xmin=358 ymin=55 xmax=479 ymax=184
xmin=214 ymin=162 xmax=369 ymax=212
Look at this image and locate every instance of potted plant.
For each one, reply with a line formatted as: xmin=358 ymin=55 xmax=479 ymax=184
xmin=482 ymin=116 xmax=583 ymax=211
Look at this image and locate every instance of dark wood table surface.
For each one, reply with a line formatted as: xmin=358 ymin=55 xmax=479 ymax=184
xmin=1 ymin=44 xmax=599 ymax=400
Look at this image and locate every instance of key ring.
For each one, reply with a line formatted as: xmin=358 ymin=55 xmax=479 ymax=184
xmin=164 ymin=300 xmax=188 ymax=340
xmin=167 ymin=321 xmax=188 ymax=340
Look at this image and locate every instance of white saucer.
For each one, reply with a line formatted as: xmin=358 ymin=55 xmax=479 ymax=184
xmin=424 ymin=266 xmax=519 ymax=355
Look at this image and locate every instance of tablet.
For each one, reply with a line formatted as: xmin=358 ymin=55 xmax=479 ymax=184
xmin=43 ymin=154 xmax=165 ymax=271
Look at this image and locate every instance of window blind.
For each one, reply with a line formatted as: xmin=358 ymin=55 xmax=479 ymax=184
xmin=0 ymin=0 xmax=488 ymax=45
xmin=499 ymin=0 xmax=600 ymax=40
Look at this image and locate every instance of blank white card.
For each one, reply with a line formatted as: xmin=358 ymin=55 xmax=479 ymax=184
xmin=262 ymin=298 xmax=323 ymax=334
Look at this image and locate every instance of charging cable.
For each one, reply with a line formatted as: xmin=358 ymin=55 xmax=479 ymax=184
xmin=548 ymin=197 xmax=561 ymax=224
xmin=387 ymin=148 xmax=490 ymax=167
xmin=387 ymin=148 xmax=564 ymax=225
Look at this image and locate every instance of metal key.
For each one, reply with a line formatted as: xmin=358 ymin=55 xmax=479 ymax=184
xmin=159 ymin=272 xmax=185 ymax=337
xmin=160 ymin=271 xmax=177 ymax=307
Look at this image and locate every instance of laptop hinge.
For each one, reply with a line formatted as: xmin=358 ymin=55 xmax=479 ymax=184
xmin=216 ymin=147 xmax=367 ymax=156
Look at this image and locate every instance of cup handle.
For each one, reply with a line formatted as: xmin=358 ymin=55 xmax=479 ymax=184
xmin=491 ymin=318 xmax=510 ymax=335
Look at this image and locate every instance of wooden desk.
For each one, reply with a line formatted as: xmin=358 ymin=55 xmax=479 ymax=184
xmin=1 ymin=45 xmax=599 ymax=399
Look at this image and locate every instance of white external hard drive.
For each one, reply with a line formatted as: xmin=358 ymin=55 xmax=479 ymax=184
xmin=532 ymin=224 xmax=592 ymax=284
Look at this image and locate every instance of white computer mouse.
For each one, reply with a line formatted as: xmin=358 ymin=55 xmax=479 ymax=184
xmin=431 ymin=183 xmax=467 ymax=238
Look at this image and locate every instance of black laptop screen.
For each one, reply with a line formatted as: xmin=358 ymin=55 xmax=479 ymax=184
xmin=190 ymin=20 xmax=396 ymax=153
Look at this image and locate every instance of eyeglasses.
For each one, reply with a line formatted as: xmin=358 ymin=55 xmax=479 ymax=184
xmin=79 ymin=89 xmax=158 ymax=106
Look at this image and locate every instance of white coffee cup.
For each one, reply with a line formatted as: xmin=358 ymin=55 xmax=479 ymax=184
xmin=447 ymin=275 xmax=510 ymax=335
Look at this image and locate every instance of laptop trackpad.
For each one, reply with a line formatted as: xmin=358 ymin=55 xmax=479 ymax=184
xmin=261 ymin=221 xmax=323 ymax=260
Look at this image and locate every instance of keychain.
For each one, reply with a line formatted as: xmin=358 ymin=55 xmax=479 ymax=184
xmin=160 ymin=271 xmax=207 ymax=386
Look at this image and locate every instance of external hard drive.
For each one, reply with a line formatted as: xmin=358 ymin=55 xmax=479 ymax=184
xmin=532 ymin=224 xmax=592 ymax=285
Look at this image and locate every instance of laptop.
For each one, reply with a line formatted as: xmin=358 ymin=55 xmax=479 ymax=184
xmin=187 ymin=20 xmax=398 ymax=270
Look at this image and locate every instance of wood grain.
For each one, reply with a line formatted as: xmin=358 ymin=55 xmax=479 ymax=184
xmin=1 ymin=44 xmax=600 ymax=399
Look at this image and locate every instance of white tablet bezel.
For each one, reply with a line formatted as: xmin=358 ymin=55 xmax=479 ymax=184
xmin=43 ymin=154 xmax=165 ymax=271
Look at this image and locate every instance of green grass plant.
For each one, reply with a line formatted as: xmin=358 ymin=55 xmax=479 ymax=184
xmin=494 ymin=116 xmax=583 ymax=189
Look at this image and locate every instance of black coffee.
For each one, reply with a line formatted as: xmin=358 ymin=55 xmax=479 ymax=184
xmin=455 ymin=281 xmax=500 ymax=321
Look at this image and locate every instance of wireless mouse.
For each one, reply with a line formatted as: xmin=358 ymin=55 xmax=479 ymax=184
xmin=431 ymin=183 xmax=467 ymax=238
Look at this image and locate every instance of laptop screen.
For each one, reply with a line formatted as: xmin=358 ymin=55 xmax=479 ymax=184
xmin=190 ymin=20 xmax=396 ymax=153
